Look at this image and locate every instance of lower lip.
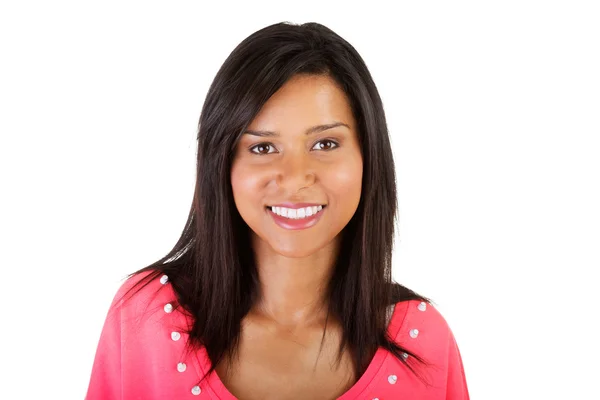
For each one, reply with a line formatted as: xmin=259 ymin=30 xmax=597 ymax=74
xmin=267 ymin=207 xmax=326 ymax=230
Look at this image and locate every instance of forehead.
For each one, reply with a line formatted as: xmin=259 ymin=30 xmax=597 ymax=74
xmin=247 ymin=74 xmax=355 ymax=131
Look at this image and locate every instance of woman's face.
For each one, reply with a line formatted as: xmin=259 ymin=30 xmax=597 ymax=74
xmin=230 ymin=74 xmax=363 ymax=258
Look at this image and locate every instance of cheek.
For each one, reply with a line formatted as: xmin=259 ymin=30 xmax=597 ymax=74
xmin=325 ymin=158 xmax=363 ymax=200
xmin=230 ymin=163 xmax=264 ymax=209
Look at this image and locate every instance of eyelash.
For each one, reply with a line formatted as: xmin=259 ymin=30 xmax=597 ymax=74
xmin=249 ymin=139 xmax=340 ymax=155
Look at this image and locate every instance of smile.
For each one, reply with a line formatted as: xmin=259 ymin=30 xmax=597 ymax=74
xmin=266 ymin=205 xmax=327 ymax=230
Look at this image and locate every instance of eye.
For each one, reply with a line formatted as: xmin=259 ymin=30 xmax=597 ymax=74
xmin=249 ymin=143 xmax=277 ymax=155
xmin=312 ymin=139 xmax=339 ymax=151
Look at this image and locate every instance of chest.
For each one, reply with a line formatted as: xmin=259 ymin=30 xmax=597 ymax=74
xmin=214 ymin=323 xmax=363 ymax=400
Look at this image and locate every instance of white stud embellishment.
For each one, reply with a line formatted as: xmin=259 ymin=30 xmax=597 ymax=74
xmin=164 ymin=303 xmax=173 ymax=313
xmin=410 ymin=328 xmax=419 ymax=338
xmin=388 ymin=374 xmax=398 ymax=384
xmin=191 ymin=385 xmax=201 ymax=395
xmin=171 ymin=331 xmax=181 ymax=341
xmin=402 ymin=352 xmax=409 ymax=360
xmin=177 ymin=362 xmax=186 ymax=372
xmin=418 ymin=301 xmax=427 ymax=311
xmin=160 ymin=274 xmax=169 ymax=284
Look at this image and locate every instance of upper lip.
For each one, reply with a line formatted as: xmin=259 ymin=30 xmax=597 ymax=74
xmin=267 ymin=202 xmax=326 ymax=209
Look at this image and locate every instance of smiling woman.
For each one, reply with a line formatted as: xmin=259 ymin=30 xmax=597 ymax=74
xmin=231 ymin=74 xmax=363 ymax=253
xmin=86 ymin=21 xmax=469 ymax=400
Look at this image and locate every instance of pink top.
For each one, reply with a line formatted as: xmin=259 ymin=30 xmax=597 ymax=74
xmin=86 ymin=271 xmax=469 ymax=399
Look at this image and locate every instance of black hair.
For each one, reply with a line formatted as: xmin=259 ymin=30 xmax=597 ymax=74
xmin=118 ymin=21 xmax=432 ymax=388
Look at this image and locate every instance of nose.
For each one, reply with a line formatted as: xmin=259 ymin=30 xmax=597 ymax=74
xmin=275 ymin=151 xmax=316 ymax=191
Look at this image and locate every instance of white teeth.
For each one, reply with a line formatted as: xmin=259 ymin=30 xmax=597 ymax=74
xmin=270 ymin=205 xmax=324 ymax=219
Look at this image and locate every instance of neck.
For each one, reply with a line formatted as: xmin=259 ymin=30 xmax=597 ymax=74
xmin=249 ymin=233 xmax=341 ymax=328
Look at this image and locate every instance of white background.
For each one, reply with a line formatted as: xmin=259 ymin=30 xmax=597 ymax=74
xmin=1 ymin=1 xmax=598 ymax=399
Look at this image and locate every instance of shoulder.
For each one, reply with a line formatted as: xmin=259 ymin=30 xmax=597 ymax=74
xmin=390 ymin=299 xmax=456 ymax=361
xmin=373 ymin=300 xmax=469 ymax=398
xmin=87 ymin=274 xmax=206 ymax=398
xmin=401 ymin=300 xmax=469 ymax=396
xmin=106 ymin=270 xmax=187 ymax=334
xmin=113 ymin=269 xmax=163 ymax=301
xmin=411 ymin=299 xmax=451 ymax=332
xmin=391 ymin=299 xmax=451 ymax=334
xmin=98 ymin=269 xmax=193 ymax=365
xmin=111 ymin=270 xmax=171 ymax=309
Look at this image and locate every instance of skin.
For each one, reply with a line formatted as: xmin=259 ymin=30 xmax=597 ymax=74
xmin=223 ymin=74 xmax=364 ymax=399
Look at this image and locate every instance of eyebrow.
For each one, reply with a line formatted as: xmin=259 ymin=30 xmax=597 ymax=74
xmin=243 ymin=122 xmax=350 ymax=137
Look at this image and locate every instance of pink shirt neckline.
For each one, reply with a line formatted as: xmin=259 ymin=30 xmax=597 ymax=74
xmin=190 ymin=302 xmax=409 ymax=400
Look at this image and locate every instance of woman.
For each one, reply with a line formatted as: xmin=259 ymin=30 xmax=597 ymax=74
xmin=86 ymin=21 xmax=469 ymax=399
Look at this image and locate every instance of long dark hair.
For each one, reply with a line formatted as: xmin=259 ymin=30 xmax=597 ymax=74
xmin=119 ymin=21 xmax=431 ymax=387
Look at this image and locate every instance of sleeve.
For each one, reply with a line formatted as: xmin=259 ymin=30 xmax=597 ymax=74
xmin=85 ymin=281 xmax=128 ymax=400
xmin=446 ymin=330 xmax=470 ymax=400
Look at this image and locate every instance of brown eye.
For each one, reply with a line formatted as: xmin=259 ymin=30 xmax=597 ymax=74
xmin=312 ymin=139 xmax=339 ymax=151
xmin=249 ymin=143 xmax=276 ymax=155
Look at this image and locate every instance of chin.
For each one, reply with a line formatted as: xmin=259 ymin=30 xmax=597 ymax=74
xmin=269 ymin=240 xmax=327 ymax=259
xmin=270 ymin=246 xmax=318 ymax=259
